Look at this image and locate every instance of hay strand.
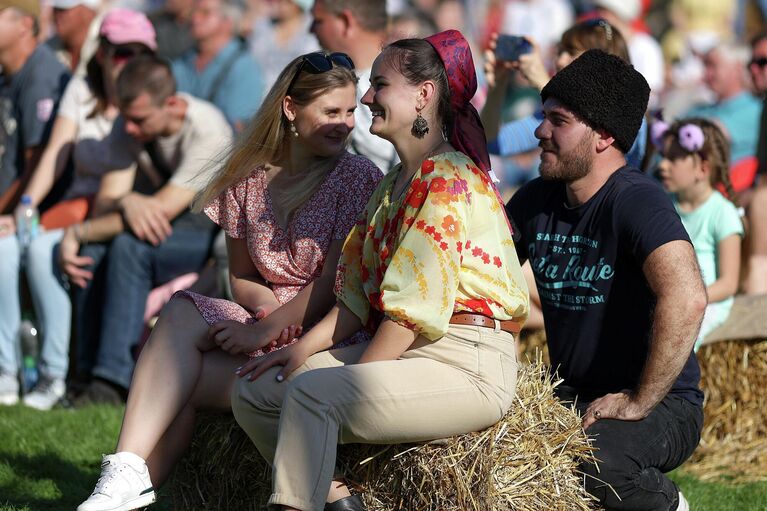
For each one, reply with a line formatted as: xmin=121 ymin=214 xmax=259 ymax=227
xmin=169 ymin=356 xmax=598 ymax=510
xmin=684 ymin=339 xmax=767 ymax=482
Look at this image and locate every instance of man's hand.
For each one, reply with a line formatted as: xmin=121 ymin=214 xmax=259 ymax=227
xmin=119 ymin=192 xmax=172 ymax=246
xmin=58 ymin=227 xmax=94 ymax=288
xmin=582 ymin=391 xmax=652 ymax=431
xmin=0 ymin=215 xmax=15 ymax=238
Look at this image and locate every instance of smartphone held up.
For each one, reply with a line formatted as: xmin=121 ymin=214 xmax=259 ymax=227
xmin=494 ymin=35 xmax=532 ymax=62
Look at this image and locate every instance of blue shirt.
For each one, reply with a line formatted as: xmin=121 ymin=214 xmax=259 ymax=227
xmin=172 ymin=39 xmax=264 ymax=129
xmin=489 ymin=112 xmax=648 ymax=170
xmin=686 ymin=92 xmax=762 ymax=163
xmin=0 ymin=45 xmax=69 ymax=196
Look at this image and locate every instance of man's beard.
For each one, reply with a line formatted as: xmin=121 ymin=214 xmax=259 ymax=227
xmin=538 ymin=132 xmax=593 ymax=182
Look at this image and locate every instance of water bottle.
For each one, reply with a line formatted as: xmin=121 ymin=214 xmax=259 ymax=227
xmin=15 ymin=194 xmax=39 ymax=252
xmin=19 ymin=320 xmax=39 ymax=392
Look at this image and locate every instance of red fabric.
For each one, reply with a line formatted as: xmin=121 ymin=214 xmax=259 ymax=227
xmin=723 ymin=157 xmax=759 ymax=194
xmin=40 ymin=195 xmax=94 ymax=230
xmin=424 ymin=30 xmax=492 ymax=180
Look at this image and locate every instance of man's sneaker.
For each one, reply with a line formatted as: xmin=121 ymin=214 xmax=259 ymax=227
xmin=78 ymin=453 xmax=155 ymax=511
xmin=677 ymin=491 xmax=690 ymax=511
xmin=0 ymin=371 xmax=19 ymax=406
xmin=22 ymin=377 xmax=66 ymax=410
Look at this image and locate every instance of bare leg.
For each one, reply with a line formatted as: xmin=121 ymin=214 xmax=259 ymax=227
xmin=143 ymin=348 xmax=246 ymax=486
xmin=115 ymin=297 xmax=245 ymax=469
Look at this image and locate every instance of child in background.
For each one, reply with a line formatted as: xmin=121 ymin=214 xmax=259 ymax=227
xmin=656 ymin=118 xmax=744 ymax=350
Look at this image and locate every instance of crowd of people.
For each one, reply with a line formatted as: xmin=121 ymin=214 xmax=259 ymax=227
xmin=1 ymin=0 xmax=766 ymax=510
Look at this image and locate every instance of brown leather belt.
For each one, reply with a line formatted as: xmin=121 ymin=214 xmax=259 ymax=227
xmin=449 ymin=312 xmax=522 ymax=334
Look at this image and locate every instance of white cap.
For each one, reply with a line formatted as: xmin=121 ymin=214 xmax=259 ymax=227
xmin=592 ymin=0 xmax=641 ymax=22
xmin=50 ymin=0 xmax=100 ymax=10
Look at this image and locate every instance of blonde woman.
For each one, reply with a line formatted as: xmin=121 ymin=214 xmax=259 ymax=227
xmin=77 ymin=51 xmax=382 ymax=511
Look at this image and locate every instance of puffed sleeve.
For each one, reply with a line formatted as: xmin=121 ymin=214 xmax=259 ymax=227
xmin=378 ymin=159 xmax=471 ymax=340
xmin=203 ymin=172 xmax=250 ymax=239
xmin=335 ymin=171 xmax=395 ymax=328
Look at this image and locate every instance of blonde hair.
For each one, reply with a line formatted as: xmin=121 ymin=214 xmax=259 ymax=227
xmin=195 ymin=54 xmax=358 ymax=217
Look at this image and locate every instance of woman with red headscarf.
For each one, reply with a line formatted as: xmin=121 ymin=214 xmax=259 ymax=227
xmin=232 ymin=30 xmax=529 ymax=511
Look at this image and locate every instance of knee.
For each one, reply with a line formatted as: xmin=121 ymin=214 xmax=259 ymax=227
xmin=231 ymin=367 xmax=284 ymax=421
xmin=109 ymin=233 xmax=147 ymax=264
xmin=0 ymin=236 xmax=20 ymax=275
xmin=581 ymin=442 xmax=642 ymax=509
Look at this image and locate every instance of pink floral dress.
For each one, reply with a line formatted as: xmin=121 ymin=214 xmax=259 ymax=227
xmin=177 ymin=152 xmax=382 ymax=357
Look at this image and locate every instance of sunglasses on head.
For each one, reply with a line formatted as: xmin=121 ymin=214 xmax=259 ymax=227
xmin=110 ymin=45 xmax=152 ymax=62
xmin=750 ymin=57 xmax=767 ymax=68
xmin=287 ymin=52 xmax=355 ymax=93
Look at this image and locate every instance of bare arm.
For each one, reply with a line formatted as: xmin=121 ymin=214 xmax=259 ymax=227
xmin=357 ymin=318 xmax=418 ymax=363
xmin=706 ymin=234 xmax=741 ymax=302
xmin=24 ymin=116 xmax=78 ymax=207
xmin=582 ymin=240 xmax=706 ymax=429
xmin=227 ymin=235 xmax=280 ymax=314
xmin=212 ymin=239 xmax=360 ymax=354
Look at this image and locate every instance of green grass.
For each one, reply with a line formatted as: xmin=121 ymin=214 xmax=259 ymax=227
xmin=0 ymin=405 xmax=765 ymax=510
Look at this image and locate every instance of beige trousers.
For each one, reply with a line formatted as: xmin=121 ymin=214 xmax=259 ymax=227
xmin=231 ymin=323 xmax=517 ymax=511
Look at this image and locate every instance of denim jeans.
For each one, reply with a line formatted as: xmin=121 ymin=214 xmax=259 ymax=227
xmin=0 ymin=230 xmax=71 ymax=380
xmin=557 ymin=387 xmax=703 ymax=511
xmin=73 ymin=227 xmax=214 ymax=389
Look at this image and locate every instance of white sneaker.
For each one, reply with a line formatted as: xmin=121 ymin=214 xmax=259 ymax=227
xmin=77 ymin=453 xmax=156 ymax=511
xmin=677 ymin=491 xmax=690 ymax=511
xmin=0 ymin=371 xmax=19 ymax=406
xmin=22 ymin=377 xmax=65 ymax=410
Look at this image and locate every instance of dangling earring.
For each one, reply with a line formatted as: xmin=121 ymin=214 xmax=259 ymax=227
xmin=411 ymin=109 xmax=429 ymax=139
xmin=290 ymin=122 xmax=298 ymax=138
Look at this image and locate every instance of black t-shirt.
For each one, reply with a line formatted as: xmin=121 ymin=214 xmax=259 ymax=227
xmin=507 ymin=167 xmax=703 ymax=406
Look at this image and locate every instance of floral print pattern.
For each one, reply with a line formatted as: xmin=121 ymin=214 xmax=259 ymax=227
xmin=178 ymin=151 xmax=382 ymax=356
xmin=336 ymin=151 xmax=529 ymax=341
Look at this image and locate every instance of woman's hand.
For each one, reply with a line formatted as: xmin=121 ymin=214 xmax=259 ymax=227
xmin=483 ymin=32 xmax=516 ymax=89
xmin=209 ymin=320 xmax=302 ymax=355
xmin=514 ymin=37 xmax=549 ymax=92
xmin=235 ymin=339 xmax=313 ymax=382
xmin=0 ymin=215 xmax=15 ymax=238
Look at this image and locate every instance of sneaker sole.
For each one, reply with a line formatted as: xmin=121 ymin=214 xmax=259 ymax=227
xmin=22 ymin=398 xmax=59 ymax=411
xmin=79 ymin=491 xmax=156 ymax=511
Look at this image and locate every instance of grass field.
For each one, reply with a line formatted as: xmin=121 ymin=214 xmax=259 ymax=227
xmin=0 ymin=404 xmax=765 ymax=510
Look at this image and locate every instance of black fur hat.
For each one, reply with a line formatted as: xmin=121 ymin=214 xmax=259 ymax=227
xmin=541 ymin=49 xmax=650 ymax=153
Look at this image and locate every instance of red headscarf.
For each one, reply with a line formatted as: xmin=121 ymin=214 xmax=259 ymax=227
xmin=424 ymin=30 xmax=493 ymax=182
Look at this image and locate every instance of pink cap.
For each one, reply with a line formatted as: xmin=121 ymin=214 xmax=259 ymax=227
xmin=99 ymin=8 xmax=157 ymax=50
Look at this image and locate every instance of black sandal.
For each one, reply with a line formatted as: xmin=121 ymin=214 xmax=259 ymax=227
xmin=324 ymin=494 xmax=365 ymax=511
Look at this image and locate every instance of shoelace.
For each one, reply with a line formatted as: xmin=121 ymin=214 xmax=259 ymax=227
xmin=91 ymin=458 xmax=122 ymax=496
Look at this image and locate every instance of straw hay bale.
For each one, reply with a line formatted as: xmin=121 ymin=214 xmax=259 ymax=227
xmin=169 ymin=357 xmax=599 ymax=510
xmin=684 ymin=339 xmax=767 ymax=482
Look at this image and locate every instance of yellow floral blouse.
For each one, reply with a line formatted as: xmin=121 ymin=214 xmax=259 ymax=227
xmin=335 ymin=151 xmax=529 ymax=340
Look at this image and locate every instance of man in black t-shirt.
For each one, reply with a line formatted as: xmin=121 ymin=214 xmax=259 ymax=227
xmin=506 ymin=50 xmax=706 ymax=511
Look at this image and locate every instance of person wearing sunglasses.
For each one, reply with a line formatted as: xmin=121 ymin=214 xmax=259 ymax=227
xmin=0 ymin=8 xmax=155 ymax=411
xmin=77 ymin=51 xmax=382 ymax=511
xmin=232 ymin=30 xmax=527 ymax=511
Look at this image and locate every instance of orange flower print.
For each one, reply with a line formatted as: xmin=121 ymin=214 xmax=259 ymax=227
xmin=441 ymin=215 xmax=460 ymax=238
xmin=406 ymin=179 xmax=429 ymax=209
xmin=429 ymin=177 xmax=447 ymax=193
